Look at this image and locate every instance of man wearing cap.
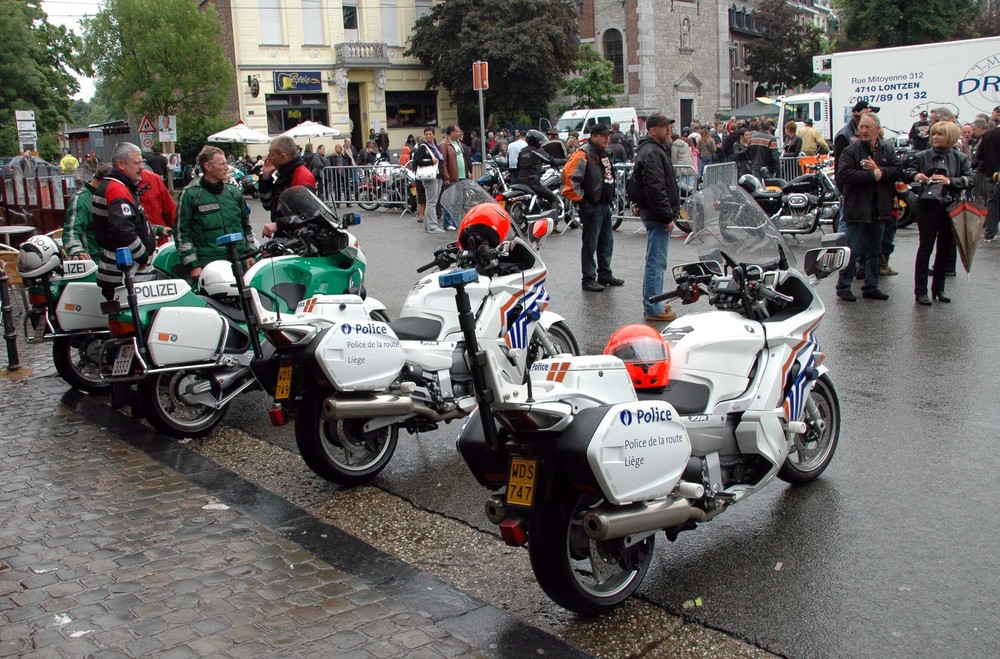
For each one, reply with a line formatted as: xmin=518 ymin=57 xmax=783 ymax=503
xmin=562 ymin=123 xmax=623 ymax=291
xmin=798 ymin=118 xmax=829 ymax=156
xmin=909 ymin=111 xmax=931 ymax=151
xmin=632 ymin=113 xmax=680 ymax=321
xmin=992 ymin=106 xmax=1000 ymax=128
xmin=835 ymin=100 xmax=879 ymax=232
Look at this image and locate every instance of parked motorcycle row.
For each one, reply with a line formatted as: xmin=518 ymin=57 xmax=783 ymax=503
xmin=15 ymin=177 xmax=852 ymax=617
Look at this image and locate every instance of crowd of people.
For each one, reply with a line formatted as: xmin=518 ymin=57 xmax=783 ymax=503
xmin=54 ymin=97 xmax=1000 ymax=323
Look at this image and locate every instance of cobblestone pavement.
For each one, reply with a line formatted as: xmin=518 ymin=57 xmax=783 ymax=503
xmin=0 ymin=340 xmax=581 ymax=658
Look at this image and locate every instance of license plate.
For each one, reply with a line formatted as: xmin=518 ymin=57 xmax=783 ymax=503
xmin=505 ymin=456 xmax=537 ymax=508
xmin=275 ymin=362 xmax=293 ymax=400
xmin=111 ymin=343 xmax=135 ymax=377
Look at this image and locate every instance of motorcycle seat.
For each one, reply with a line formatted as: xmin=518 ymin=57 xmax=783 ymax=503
xmin=754 ymin=190 xmax=783 ymax=202
xmin=510 ymin=184 xmax=535 ymax=195
xmin=200 ymin=295 xmax=249 ymax=325
xmin=636 ymin=379 xmax=711 ymax=416
xmin=388 ymin=315 xmax=442 ymax=341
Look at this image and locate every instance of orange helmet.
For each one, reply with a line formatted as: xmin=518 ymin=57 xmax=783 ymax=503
xmin=458 ymin=203 xmax=511 ymax=250
xmin=604 ymin=324 xmax=670 ymax=389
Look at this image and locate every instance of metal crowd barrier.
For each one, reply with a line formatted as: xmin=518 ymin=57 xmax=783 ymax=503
xmin=611 ymin=163 xmax=699 ymax=224
xmin=318 ymin=164 xmax=414 ymax=212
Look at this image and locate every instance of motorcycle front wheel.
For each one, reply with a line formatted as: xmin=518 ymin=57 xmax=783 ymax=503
xmin=53 ymin=334 xmax=111 ymax=393
xmin=295 ymin=387 xmax=398 ymax=486
xmin=528 ymin=321 xmax=581 ymax=365
xmin=137 ymin=370 xmax=228 ymax=438
xmin=529 ymin=488 xmax=655 ymax=616
xmin=778 ymin=374 xmax=840 ymax=484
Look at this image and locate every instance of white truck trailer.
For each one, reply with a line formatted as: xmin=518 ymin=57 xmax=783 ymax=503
xmin=777 ymin=36 xmax=1000 ymax=148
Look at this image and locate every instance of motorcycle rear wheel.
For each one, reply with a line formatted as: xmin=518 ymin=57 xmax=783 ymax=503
xmin=137 ymin=370 xmax=228 ymax=438
xmin=507 ymin=201 xmax=528 ymax=235
xmin=895 ymin=192 xmax=917 ymax=229
xmin=357 ymin=186 xmax=380 ymax=211
xmin=295 ymin=387 xmax=398 ymax=486
xmin=529 ymin=488 xmax=654 ymax=616
xmin=53 ymin=334 xmax=111 ymax=393
xmin=778 ymin=374 xmax=840 ymax=484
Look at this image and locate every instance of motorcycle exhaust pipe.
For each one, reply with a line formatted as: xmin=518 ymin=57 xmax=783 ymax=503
xmin=485 ymin=494 xmax=507 ymax=525
xmin=323 ymin=394 xmax=416 ymax=419
xmin=583 ymin=498 xmax=696 ymax=541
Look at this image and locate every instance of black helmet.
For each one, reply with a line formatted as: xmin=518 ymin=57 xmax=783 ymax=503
xmin=525 ymin=129 xmax=547 ymax=148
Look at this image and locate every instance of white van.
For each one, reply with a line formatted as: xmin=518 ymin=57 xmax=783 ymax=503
xmin=549 ymin=107 xmax=640 ymax=142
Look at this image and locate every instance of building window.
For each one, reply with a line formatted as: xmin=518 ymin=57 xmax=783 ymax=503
xmin=381 ymin=0 xmax=399 ymax=46
xmin=302 ymin=0 xmax=324 ymax=45
xmin=265 ymin=94 xmax=329 ymax=134
xmin=386 ymin=91 xmax=438 ymax=128
xmin=415 ymin=0 xmax=432 ymax=20
xmin=259 ymin=0 xmax=283 ymax=45
xmin=343 ymin=3 xmax=360 ymax=41
xmin=602 ymin=29 xmax=624 ymax=85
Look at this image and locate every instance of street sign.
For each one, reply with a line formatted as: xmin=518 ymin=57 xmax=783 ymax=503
xmin=14 ymin=110 xmax=35 ymax=121
xmin=18 ymin=131 xmax=37 ymax=143
xmin=141 ymin=136 xmax=154 ymax=150
xmin=138 ymin=115 xmax=156 ymax=134
xmin=472 ymin=61 xmax=489 ymax=91
xmin=16 ymin=120 xmax=36 ymax=131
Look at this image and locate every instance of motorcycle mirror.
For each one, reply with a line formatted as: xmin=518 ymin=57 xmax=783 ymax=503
xmin=803 ymin=246 xmax=850 ymax=279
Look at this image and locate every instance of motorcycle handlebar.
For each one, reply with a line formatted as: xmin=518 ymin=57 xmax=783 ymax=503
xmin=649 ymin=287 xmax=683 ymax=304
xmin=753 ymin=283 xmax=794 ymax=306
xmin=416 ymin=260 xmax=438 ymax=273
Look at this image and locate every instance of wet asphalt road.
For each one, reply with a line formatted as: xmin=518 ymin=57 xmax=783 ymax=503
xmin=240 ymin=200 xmax=1000 ymax=658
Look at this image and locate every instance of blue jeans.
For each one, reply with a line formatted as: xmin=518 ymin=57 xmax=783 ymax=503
xmin=439 ymin=182 xmax=457 ymax=228
xmin=580 ymin=204 xmax=615 ymax=283
xmin=837 ymin=221 xmax=884 ymax=292
xmin=642 ymin=218 xmax=671 ymax=315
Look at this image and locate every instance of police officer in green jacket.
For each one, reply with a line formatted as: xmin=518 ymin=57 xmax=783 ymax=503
xmin=176 ymin=146 xmax=258 ymax=280
xmin=63 ymin=164 xmax=112 ymax=260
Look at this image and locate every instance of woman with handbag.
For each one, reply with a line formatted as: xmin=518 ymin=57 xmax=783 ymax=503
xmin=413 ymin=127 xmax=445 ymax=233
xmin=907 ymin=121 xmax=974 ymax=305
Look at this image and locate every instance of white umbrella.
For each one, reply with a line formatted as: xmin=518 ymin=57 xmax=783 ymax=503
xmin=279 ymin=120 xmax=341 ymax=140
xmin=207 ymin=120 xmax=271 ymax=144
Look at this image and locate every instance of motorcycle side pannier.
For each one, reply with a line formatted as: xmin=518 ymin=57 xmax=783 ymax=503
xmin=147 ymin=307 xmax=226 ymax=366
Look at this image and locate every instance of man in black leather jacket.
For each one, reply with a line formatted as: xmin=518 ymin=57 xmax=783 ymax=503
xmin=516 ymin=129 xmax=565 ymax=216
xmin=633 ymin=113 xmax=680 ymax=321
xmin=834 ymin=113 xmax=901 ymax=301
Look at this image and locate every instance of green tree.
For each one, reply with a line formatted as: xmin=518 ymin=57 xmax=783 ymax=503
xmin=81 ymin=0 xmax=235 ymax=141
xmin=562 ymin=44 xmax=624 ymax=109
xmin=746 ymin=0 xmax=826 ymax=94
xmin=0 ymin=0 xmax=86 ymax=158
xmin=405 ymin=0 xmax=579 ymax=118
xmin=833 ymin=0 xmax=979 ymax=49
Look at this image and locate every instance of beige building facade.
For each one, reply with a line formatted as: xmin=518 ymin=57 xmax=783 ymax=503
xmin=227 ymin=0 xmax=457 ymax=152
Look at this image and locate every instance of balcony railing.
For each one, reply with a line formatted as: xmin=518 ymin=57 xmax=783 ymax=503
xmin=335 ymin=42 xmax=390 ymax=66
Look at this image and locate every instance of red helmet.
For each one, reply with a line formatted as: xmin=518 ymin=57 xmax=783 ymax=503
xmin=604 ymin=324 xmax=671 ymax=389
xmin=458 ymin=203 xmax=511 ymax=250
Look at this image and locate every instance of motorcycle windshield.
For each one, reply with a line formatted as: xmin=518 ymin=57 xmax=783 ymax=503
xmin=440 ymin=179 xmax=528 ymax=243
xmin=278 ymin=186 xmax=341 ymax=231
xmin=682 ymin=182 xmax=796 ymax=269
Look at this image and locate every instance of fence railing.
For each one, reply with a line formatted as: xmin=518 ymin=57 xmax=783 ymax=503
xmin=319 ymin=163 xmax=415 ymax=212
xmin=611 ymin=164 xmax=698 ymax=223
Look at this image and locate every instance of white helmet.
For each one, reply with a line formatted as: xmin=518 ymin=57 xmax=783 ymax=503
xmin=197 ymin=261 xmax=238 ymax=299
xmin=17 ymin=235 xmax=61 ymax=279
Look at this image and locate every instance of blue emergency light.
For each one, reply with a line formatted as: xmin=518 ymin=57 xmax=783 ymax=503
xmin=115 ymin=248 xmax=133 ymax=268
xmin=216 ymin=233 xmax=244 ymax=246
xmin=439 ymin=269 xmax=479 ymax=288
